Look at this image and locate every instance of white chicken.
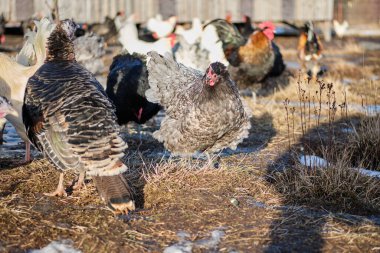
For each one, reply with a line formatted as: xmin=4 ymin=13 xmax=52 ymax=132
xmin=0 ymin=18 xmax=54 ymax=162
xmin=333 ymin=20 xmax=349 ymax=39
xmin=175 ymin=18 xmax=203 ymax=45
xmin=118 ymin=15 xmax=172 ymax=55
xmin=147 ymin=14 xmax=176 ymax=38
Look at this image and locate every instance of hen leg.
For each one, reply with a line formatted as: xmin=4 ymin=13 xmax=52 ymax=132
xmin=44 ymin=173 xmax=67 ymax=197
xmin=24 ymin=142 xmax=31 ymax=162
xmin=73 ymin=172 xmax=86 ymax=190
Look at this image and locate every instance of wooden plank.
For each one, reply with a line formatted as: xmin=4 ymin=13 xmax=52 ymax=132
xmin=1 ymin=0 xmax=336 ymax=23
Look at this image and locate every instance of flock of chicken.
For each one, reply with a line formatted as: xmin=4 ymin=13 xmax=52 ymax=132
xmin=0 ymin=14 xmax=323 ymax=215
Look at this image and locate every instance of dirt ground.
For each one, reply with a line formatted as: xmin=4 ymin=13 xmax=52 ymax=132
xmin=0 ymin=35 xmax=379 ymax=252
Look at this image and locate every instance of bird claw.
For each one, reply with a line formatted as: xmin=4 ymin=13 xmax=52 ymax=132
xmin=44 ymin=189 xmax=68 ymax=197
xmin=72 ymin=181 xmax=86 ymax=191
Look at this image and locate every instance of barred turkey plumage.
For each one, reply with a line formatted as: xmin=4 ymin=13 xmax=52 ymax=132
xmin=22 ymin=19 xmax=134 ymax=214
xmin=145 ymin=51 xmax=251 ymax=156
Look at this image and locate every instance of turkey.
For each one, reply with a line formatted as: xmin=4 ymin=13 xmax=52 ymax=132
xmin=23 ymin=19 xmax=134 ymax=214
xmin=0 ymin=18 xmax=54 ymax=162
xmin=106 ymin=51 xmax=161 ymax=125
xmin=145 ymin=51 xmax=251 ymax=156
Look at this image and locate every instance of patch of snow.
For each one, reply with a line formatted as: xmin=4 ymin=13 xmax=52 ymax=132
xmin=163 ymin=231 xmax=192 ymax=253
xmin=164 ymin=229 xmax=225 ymax=253
xmin=341 ymin=128 xmax=354 ymax=134
xmin=29 ymin=240 xmax=81 ymax=253
xmin=299 ymin=155 xmax=380 ymax=179
xmin=299 ymin=155 xmax=328 ymax=168
xmin=359 ymin=41 xmax=380 ymax=51
xmin=246 ymin=198 xmax=267 ymax=208
xmin=342 ymin=78 xmax=354 ymax=85
xmin=163 ymin=243 xmax=192 ymax=253
xmin=194 ymin=230 xmax=225 ymax=248
xmin=357 ymin=168 xmax=380 ymax=179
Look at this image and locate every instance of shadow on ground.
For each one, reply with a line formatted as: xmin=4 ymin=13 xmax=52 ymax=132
xmin=265 ymin=115 xmax=380 ymax=253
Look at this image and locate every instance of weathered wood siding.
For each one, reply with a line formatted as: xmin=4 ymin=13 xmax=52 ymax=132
xmin=1 ymin=0 xmax=334 ymax=23
xmin=334 ymin=0 xmax=380 ymax=25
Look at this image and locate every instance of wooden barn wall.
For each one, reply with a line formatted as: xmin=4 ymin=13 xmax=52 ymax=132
xmin=1 ymin=0 xmax=334 ymax=23
xmin=334 ymin=0 xmax=380 ymax=25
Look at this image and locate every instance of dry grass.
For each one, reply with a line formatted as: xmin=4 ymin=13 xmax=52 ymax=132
xmin=348 ymin=114 xmax=380 ymax=171
xmin=270 ymin=66 xmax=380 ymax=215
xmin=142 ymin=158 xmax=280 ymax=210
xmin=271 ymin=72 xmax=365 ymax=106
xmin=271 ymin=150 xmax=380 ymax=214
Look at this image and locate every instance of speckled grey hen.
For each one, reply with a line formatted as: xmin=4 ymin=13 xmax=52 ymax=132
xmin=22 ymin=19 xmax=134 ymax=214
xmin=145 ymin=51 xmax=251 ymax=155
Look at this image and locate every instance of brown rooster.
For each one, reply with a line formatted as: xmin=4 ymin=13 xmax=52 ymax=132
xmin=297 ymin=21 xmax=323 ymax=78
xmin=145 ymin=51 xmax=251 ymax=157
xmin=206 ymin=19 xmax=284 ymax=86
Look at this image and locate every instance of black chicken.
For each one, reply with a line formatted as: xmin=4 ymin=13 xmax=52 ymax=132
xmin=0 ymin=13 xmax=6 ymax=44
xmin=106 ymin=52 xmax=161 ymax=125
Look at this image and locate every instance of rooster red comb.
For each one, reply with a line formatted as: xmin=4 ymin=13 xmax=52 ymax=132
xmin=258 ymin=21 xmax=275 ymax=32
xmin=258 ymin=21 xmax=275 ymax=40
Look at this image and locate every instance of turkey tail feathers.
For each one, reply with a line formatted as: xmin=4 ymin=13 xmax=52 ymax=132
xmin=92 ymin=172 xmax=135 ymax=214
